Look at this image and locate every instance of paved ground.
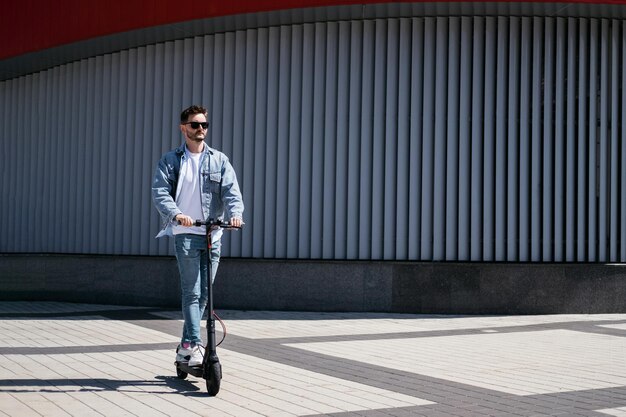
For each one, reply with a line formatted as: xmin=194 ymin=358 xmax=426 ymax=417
xmin=1 ymin=302 xmax=626 ymax=416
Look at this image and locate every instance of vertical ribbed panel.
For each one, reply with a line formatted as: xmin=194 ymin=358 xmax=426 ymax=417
xmin=483 ymin=17 xmax=497 ymax=261
xmin=495 ymin=16 xmax=508 ymax=262
xmin=408 ymin=18 xmax=424 ymax=260
xmin=470 ymin=18 xmax=485 ymax=262
xmin=554 ymin=19 xmax=566 ymax=262
xmin=542 ymin=18 xmax=555 ymax=262
xmin=457 ymin=17 xmax=472 ymax=261
xmin=421 ymin=17 xmax=436 ymax=260
xmin=622 ymin=23 xmax=626 ymax=263
xmin=445 ymin=17 xmax=460 ymax=261
xmin=1 ymin=17 xmax=625 ymax=262
xmin=519 ymin=17 xmax=532 ymax=262
xmin=610 ymin=22 xmax=620 ymax=262
xmin=507 ymin=17 xmax=520 ymax=261
xmin=599 ymin=19 xmax=609 ymax=262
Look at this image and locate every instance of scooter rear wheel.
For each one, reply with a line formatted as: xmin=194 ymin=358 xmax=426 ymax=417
xmin=206 ymin=361 xmax=222 ymax=396
xmin=176 ymin=366 xmax=188 ymax=380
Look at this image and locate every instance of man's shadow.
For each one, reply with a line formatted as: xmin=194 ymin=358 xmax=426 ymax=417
xmin=0 ymin=376 xmax=206 ymax=396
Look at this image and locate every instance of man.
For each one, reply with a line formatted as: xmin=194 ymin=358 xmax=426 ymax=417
xmin=152 ymin=105 xmax=244 ymax=366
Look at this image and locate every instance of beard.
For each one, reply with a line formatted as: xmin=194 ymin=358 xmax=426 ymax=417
xmin=187 ymin=132 xmax=205 ymax=142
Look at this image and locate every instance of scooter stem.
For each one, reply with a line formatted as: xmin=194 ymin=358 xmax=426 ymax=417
xmin=204 ymin=219 xmax=219 ymax=367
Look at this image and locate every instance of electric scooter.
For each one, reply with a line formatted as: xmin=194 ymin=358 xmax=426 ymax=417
xmin=174 ymin=218 xmax=241 ymax=396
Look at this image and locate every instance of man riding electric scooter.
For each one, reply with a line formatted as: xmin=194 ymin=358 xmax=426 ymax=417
xmin=151 ymin=105 xmax=244 ymax=395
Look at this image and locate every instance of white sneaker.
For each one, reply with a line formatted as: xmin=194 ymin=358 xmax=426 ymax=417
xmin=188 ymin=344 xmax=205 ymax=367
xmin=175 ymin=344 xmax=193 ymax=363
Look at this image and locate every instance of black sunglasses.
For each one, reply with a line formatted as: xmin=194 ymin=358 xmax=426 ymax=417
xmin=182 ymin=121 xmax=208 ymax=129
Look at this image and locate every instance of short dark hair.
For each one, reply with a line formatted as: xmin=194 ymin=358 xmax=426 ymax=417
xmin=180 ymin=105 xmax=208 ymax=123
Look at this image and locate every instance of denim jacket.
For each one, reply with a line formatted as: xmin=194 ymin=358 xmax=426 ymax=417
xmin=152 ymin=143 xmax=244 ymax=238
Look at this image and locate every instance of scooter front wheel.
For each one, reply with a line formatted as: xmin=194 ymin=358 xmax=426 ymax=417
xmin=205 ymin=361 xmax=222 ymax=396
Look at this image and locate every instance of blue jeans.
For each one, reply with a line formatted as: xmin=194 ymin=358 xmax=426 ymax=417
xmin=174 ymin=234 xmax=221 ymax=345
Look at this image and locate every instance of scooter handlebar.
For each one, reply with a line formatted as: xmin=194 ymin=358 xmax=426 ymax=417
xmin=193 ymin=219 xmax=242 ymax=230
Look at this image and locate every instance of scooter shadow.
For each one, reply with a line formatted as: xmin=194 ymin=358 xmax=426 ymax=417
xmin=154 ymin=375 xmax=205 ymax=396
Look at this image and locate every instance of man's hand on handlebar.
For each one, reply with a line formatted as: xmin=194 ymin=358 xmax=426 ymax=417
xmin=229 ymin=217 xmax=243 ymax=228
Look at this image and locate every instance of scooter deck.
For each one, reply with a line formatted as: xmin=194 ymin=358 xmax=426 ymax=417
xmin=176 ymin=361 xmax=204 ymax=377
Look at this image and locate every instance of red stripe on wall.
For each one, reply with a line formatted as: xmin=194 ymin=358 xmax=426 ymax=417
xmin=2 ymin=0 xmax=625 ymax=61
xmin=1 ymin=0 xmax=368 ymax=60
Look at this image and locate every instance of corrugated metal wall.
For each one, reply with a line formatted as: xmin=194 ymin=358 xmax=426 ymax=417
xmin=1 ymin=17 xmax=625 ymax=262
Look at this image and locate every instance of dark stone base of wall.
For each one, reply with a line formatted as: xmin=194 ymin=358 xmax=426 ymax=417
xmin=1 ymin=254 xmax=625 ymax=314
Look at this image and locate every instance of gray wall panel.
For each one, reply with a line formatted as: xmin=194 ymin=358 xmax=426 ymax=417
xmin=600 ymin=19 xmax=610 ymax=262
xmin=346 ymin=21 xmax=363 ymax=260
xmin=335 ymin=21 xmax=350 ymax=260
xmin=542 ymin=19 xmax=555 ymax=262
xmin=519 ymin=17 xmax=531 ymax=262
xmin=433 ymin=17 xmax=448 ymax=262
xmin=421 ymin=17 xmax=435 ymax=261
xmin=470 ymin=17 xmax=485 ymax=262
xmin=458 ymin=17 xmax=472 ymax=262
xmin=554 ymin=18 xmax=567 ymax=262
xmin=577 ymin=20 xmax=589 ymax=262
xmin=445 ymin=17 xmax=460 ymax=262
xmin=588 ymin=21 xmax=599 ymax=262
xmin=486 ymin=18 xmax=511 ymax=261
xmin=396 ymin=18 xmax=412 ymax=261
xmin=254 ymin=28 xmax=269 ymax=259
xmin=372 ymin=19 xmax=387 ymax=260
xmin=408 ymin=18 xmax=424 ymax=261
xmin=610 ymin=22 xmax=620 ymax=262
xmin=565 ymin=19 xmax=577 ymax=262
xmin=531 ymin=17 xmax=543 ymax=262
xmin=507 ymin=17 xmax=520 ymax=261
xmin=483 ymin=17 xmax=497 ymax=262
xmin=264 ymin=27 xmax=280 ymax=259
xmin=275 ymin=27 xmax=291 ymax=258
xmin=623 ymin=22 xmax=626 ymax=262
xmin=1 ymin=16 xmax=625 ymax=263
xmin=359 ymin=20 xmax=374 ymax=260
xmin=384 ymin=18 xmax=399 ymax=261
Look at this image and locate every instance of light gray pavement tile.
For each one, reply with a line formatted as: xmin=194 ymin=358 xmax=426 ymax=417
xmin=0 ymin=317 xmax=178 ymax=348
xmin=0 ymin=392 xmax=41 ymax=417
xmin=285 ymin=328 xmax=626 ymax=396
xmin=599 ymin=323 xmax=626 ymax=331
xmin=38 ymin=391 xmax=106 ymax=417
xmin=90 ymin=389 xmax=171 ymax=416
xmin=214 ymin=311 xmax=626 ymax=339
xmin=8 ymin=391 xmax=72 ymax=416
xmin=598 ymin=406 xmax=626 ymax=416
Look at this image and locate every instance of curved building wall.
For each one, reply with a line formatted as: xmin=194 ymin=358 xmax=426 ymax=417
xmin=1 ymin=16 xmax=626 ymax=262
